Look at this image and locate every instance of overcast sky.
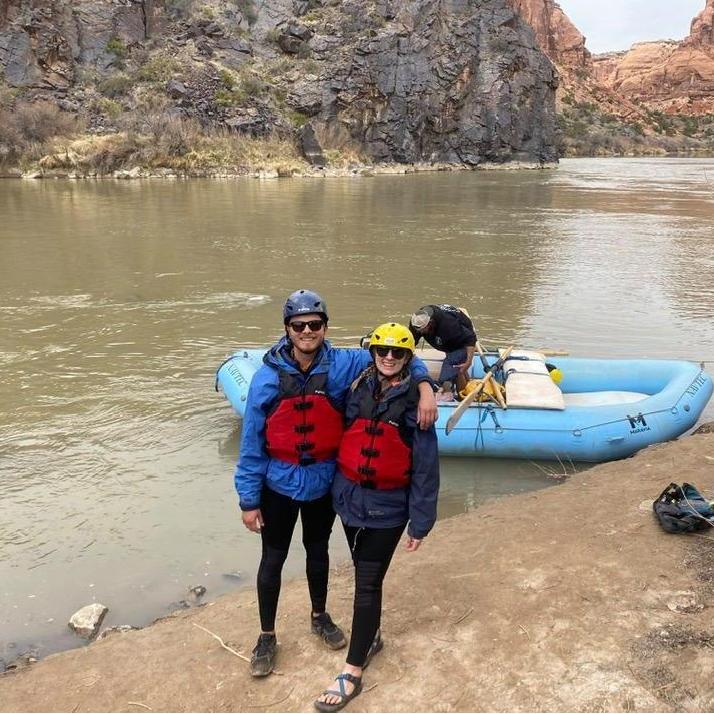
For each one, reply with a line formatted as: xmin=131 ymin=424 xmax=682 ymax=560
xmin=557 ymin=0 xmax=706 ymax=54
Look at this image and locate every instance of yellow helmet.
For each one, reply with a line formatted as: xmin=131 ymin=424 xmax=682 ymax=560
xmin=369 ymin=322 xmax=415 ymax=353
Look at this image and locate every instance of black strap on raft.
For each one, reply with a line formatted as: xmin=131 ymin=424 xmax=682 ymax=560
xmin=653 ymin=482 xmax=714 ymax=534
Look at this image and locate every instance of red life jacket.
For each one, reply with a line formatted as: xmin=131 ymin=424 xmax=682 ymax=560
xmin=265 ymin=370 xmax=344 ymax=465
xmin=337 ymin=376 xmax=418 ymax=490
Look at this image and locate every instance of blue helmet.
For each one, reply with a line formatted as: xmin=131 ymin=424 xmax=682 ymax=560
xmin=283 ymin=289 xmax=329 ymax=324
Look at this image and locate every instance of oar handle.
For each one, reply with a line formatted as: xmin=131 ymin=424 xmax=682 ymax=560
xmin=475 ymin=340 xmax=490 ymax=372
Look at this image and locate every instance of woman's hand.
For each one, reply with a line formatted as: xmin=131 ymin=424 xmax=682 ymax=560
xmin=242 ymin=508 xmax=264 ymax=533
xmin=405 ymin=535 xmax=422 ymax=552
xmin=416 ymin=382 xmax=438 ymax=429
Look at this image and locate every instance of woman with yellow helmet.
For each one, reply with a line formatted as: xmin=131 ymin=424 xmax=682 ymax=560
xmin=314 ymin=322 xmax=440 ymax=712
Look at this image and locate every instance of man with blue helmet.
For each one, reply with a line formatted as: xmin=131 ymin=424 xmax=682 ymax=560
xmin=235 ymin=289 xmax=438 ymax=677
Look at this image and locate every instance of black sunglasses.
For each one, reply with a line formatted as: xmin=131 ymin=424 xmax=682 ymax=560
xmin=372 ymin=346 xmax=408 ymax=360
xmin=288 ymin=319 xmax=325 ymax=333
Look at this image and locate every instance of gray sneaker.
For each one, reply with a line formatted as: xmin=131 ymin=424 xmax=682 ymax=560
xmin=311 ymin=612 xmax=347 ymax=650
xmin=250 ymin=633 xmax=277 ymax=677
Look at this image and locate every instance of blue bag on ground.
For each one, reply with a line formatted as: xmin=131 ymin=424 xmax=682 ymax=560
xmin=653 ymin=482 xmax=714 ymax=533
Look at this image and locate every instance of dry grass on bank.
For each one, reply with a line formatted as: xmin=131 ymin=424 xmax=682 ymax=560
xmin=0 ymin=96 xmax=306 ymax=175
xmin=58 ymin=120 xmax=305 ymax=174
xmin=0 ymin=101 xmax=84 ymax=167
xmin=32 ymin=123 xmax=305 ymax=176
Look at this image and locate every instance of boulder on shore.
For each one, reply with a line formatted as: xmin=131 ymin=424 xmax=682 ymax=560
xmin=68 ymin=603 xmax=108 ymax=639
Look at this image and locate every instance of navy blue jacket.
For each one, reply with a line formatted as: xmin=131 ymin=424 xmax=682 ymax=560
xmin=332 ymin=372 xmax=440 ymax=540
xmin=234 ymin=338 xmax=432 ymax=510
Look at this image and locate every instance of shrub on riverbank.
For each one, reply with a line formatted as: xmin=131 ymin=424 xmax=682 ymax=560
xmin=0 ymin=100 xmax=84 ymax=167
xmin=558 ymin=101 xmax=714 ymax=157
xmin=37 ymin=115 xmax=305 ymax=175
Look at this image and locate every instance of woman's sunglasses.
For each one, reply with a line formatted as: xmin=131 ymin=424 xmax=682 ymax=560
xmin=372 ymin=346 xmax=408 ymax=360
xmin=288 ymin=319 xmax=325 ymax=333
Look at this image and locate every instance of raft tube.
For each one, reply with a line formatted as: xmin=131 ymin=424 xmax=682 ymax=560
xmin=216 ymin=349 xmax=713 ymax=463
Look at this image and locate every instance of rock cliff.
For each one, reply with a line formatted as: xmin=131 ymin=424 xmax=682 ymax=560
xmin=508 ymin=0 xmax=647 ymax=134
xmin=0 ymin=0 xmax=559 ymax=169
xmin=592 ymin=0 xmax=714 ymax=115
xmin=508 ymin=0 xmax=590 ymax=69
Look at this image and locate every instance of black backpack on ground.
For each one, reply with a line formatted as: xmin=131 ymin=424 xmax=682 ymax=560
xmin=653 ymin=482 xmax=714 ymax=534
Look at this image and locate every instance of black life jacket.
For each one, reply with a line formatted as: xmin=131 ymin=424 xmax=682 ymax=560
xmin=337 ymin=376 xmax=418 ymax=490
xmin=265 ymin=370 xmax=344 ymax=466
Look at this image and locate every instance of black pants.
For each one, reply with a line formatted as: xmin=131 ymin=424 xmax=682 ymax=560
xmin=344 ymin=522 xmax=406 ymax=667
xmin=256 ymin=486 xmax=336 ymax=632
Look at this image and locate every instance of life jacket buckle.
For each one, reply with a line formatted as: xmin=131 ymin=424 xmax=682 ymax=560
xmin=360 ymin=447 xmax=379 ymax=457
xmin=364 ymin=425 xmax=384 ymax=436
xmin=296 ymin=442 xmax=315 ymax=452
xmin=293 ymin=401 xmax=314 ymax=411
xmin=294 ymin=423 xmax=315 ymax=434
xmin=357 ymin=465 xmax=376 ymax=477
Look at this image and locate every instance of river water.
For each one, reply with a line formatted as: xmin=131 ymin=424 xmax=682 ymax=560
xmin=1 ymin=158 xmax=713 ymax=661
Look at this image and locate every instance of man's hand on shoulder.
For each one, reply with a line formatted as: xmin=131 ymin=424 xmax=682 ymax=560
xmin=416 ymin=381 xmax=438 ymax=429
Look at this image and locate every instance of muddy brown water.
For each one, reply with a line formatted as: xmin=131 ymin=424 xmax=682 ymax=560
xmin=1 ymin=158 xmax=713 ymax=661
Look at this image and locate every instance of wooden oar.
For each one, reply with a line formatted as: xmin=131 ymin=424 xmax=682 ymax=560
xmin=474 ymin=339 xmax=491 ymax=371
xmin=446 ymin=346 xmax=512 ymax=435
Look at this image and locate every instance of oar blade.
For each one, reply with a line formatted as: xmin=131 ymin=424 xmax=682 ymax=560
xmin=445 ymin=387 xmax=482 ymax=435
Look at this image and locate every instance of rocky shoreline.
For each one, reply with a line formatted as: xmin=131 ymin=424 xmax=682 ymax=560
xmin=0 ymin=159 xmax=557 ymax=181
xmin=1 ymin=425 xmax=713 ymax=712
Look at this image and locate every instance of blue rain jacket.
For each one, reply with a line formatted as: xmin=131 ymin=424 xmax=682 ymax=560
xmin=235 ymin=338 xmax=432 ymax=510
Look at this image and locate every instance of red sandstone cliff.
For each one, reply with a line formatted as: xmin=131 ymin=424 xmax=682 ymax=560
xmin=509 ymin=0 xmax=649 ymax=124
xmin=592 ymin=0 xmax=714 ymax=115
xmin=508 ymin=0 xmax=590 ymax=69
xmin=688 ymin=0 xmax=714 ymax=47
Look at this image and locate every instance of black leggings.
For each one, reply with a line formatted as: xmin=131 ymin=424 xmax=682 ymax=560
xmin=256 ymin=486 xmax=336 ymax=632
xmin=344 ymin=522 xmax=406 ymax=667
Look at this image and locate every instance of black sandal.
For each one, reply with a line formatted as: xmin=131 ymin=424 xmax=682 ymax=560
xmin=314 ymin=672 xmax=363 ymax=713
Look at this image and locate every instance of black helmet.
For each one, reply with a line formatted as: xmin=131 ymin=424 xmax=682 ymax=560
xmin=283 ymin=289 xmax=328 ymax=324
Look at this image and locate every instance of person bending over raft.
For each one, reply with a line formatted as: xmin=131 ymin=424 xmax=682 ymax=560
xmin=235 ymin=291 xmax=438 ymax=678
xmin=409 ymin=303 xmax=477 ymax=395
xmin=314 ymin=322 xmax=440 ymax=713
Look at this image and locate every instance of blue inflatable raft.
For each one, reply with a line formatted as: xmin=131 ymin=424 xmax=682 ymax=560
xmin=216 ymin=348 xmax=712 ymax=463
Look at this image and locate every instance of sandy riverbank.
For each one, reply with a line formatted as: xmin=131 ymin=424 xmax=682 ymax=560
xmin=1 ymin=430 xmax=713 ymax=713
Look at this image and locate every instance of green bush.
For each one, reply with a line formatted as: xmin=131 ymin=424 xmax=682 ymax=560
xmin=135 ymin=53 xmax=181 ymax=82
xmin=215 ymin=88 xmax=245 ymax=106
xmin=219 ymin=69 xmax=236 ymax=90
xmin=99 ymin=73 xmax=134 ymax=98
xmin=106 ymin=37 xmax=128 ymax=59
xmin=682 ymin=116 xmax=699 ymax=137
xmin=0 ymin=101 xmax=83 ymax=164
xmin=240 ymin=73 xmax=265 ymax=97
xmin=286 ymin=110 xmax=308 ymax=128
xmin=94 ymin=97 xmax=123 ymax=120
